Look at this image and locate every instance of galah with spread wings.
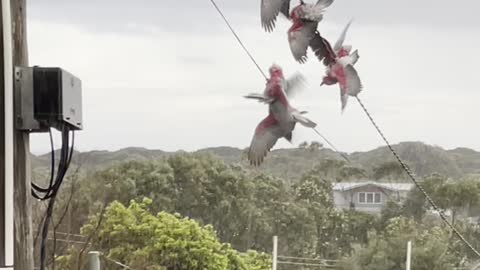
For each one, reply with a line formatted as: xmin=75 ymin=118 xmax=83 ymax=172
xmin=244 ymin=64 xmax=306 ymax=103
xmin=244 ymin=65 xmax=316 ymax=166
xmin=261 ymin=0 xmax=335 ymax=63
xmin=318 ymin=21 xmax=363 ymax=112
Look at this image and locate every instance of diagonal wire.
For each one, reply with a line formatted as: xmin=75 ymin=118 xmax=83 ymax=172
xmin=313 ymin=128 xmax=350 ymax=162
xmin=355 ymin=95 xmax=480 ymax=258
xmin=208 ymin=0 xmax=267 ymax=79
xmin=208 ymin=0 xmax=348 ymax=161
xmin=102 ymin=254 xmax=137 ymax=270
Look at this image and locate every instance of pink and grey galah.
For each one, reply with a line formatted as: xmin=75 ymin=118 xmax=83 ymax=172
xmin=244 ymin=63 xmax=307 ymax=103
xmin=260 ymin=0 xmax=335 ymax=63
xmin=319 ymin=21 xmax=362 ymax=112
xmin=245 ymin=64 xmax=317 ymax=166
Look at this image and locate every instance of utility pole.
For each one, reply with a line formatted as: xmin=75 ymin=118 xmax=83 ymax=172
xmin=0 ymin=0 xmax=14 ymax=267
xmin=406 ymin=241 xmax=412 ymax=270
xmin=1 ymin=0 xmax=32 ymax=268
xmin=12 ymin=0 xmax=34 ymax=267
xmin=272 ymin=236 xmax=277 ymax=270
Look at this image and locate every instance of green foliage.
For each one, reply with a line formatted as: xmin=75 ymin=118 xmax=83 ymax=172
xmin=340 ymin=217 xmax=461 ymax=270
xmin=62 ymin=199 xmax=271 ymax=270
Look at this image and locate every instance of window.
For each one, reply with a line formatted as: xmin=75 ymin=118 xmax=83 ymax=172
xmin=358 ymin=192 xmax=382 ymax=204
xmin=359 ymin=193 xmax=366 ymax=203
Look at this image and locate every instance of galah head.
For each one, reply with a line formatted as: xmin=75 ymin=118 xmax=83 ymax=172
xmin=269 ymin=64 xmax=284 ymax=78
xmin=321 ymin=75 xmax=337 ymax=86
xmin=337 ymin=46 xmax=352 ymax=58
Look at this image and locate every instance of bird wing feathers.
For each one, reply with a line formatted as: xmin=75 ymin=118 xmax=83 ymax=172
xmin=285 ymin=73 xmax=307 ymax=98
xmin=261 ymin=0 xmax=288 ymax=32
xmin=297 ymin=0 xmax=333 ymax=21
xmin=289 ymin=22 xmax=317 ymax=63
xmin=309 ymin=31 xmax=336 ymax=65
xmin=248 ymin=118 xmax=280 ymax=166
xmin=334 ymin=20 xmax=353 ymax=52
xmin=292 ymin=111 xmax=317 ymax=128
xmin=344 ymin=65 xmax=362 ymax=97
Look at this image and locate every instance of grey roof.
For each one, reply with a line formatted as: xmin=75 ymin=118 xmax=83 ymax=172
xmin=332 ymin=182 xmax=414 ymax=192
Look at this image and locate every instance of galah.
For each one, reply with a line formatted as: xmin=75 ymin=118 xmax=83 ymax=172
xmin=287 ymin=0 xmax=334 ymax=63
xmin=260 ymin=0 xmax=334 ymax=63
xmin=319 ymin=21 xmax=362 ymax=112
xmin=247 ymin=84 xmax=317 ymax=166
xmin=244 ymin=64 xmax=306 ymax=104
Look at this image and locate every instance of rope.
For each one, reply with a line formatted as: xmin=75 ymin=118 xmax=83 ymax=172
xmin=208 ymin=0 xmax=267 ymax=79
xmin=355 ymin=96 xmax=480 ymax=258
xmin=208 ymin=0 xmax=348 ymax=161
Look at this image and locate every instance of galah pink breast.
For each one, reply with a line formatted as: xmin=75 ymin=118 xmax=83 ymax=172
xmin=244 ymin=64 xmax=306 ymax=104
xmin=320 ymin=21 xmax=362 ymax=112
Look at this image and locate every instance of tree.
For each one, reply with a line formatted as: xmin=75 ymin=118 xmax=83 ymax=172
xmin=57 ymin=198 xmax=271 ymax=270
xmin=339 ymin=217 xmax=462 ymax=270
xmin=298 ymin=141 xmax=308 ymax=149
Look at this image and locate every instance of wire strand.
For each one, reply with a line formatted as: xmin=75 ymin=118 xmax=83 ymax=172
xmin=313 ymin=128 xmax=350 ymax=163
xmin=208 ymin=0 xmax=267 ymax=79
xmin=355 ymin=96 xmax=480 ymax=258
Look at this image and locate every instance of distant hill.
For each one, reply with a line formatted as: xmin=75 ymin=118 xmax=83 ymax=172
xmin=31 ymin=142 xmax=480 ymax=181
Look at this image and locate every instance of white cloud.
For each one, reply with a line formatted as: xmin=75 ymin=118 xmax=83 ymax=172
xmin=27 ymin=16 xmax=480 ymax=154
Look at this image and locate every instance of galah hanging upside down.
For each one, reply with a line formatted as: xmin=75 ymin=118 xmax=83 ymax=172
xmin=245 ymin=64 xmax=317 ymax=166
xmin=260 ymin=0 xmax=335 ymax=63
xmin=244 ymin=64 xmax=306 ymax=103
xmin=318 ymin=21 xmax=362 ymax=112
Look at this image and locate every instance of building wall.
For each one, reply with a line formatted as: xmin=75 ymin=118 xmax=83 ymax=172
xmin=333 ymin=184 xmax=409 ymax=214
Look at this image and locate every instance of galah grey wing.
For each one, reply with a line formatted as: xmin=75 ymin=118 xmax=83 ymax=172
xmin=292 ymin=110 xmax=317 ymax=128
xmin=349 ymin=49 xmax=360 ymax=65
xmin=285 ymin=72 xmax=307 ymax=98
xmin=344 ymin=65 xmax=362 ymax=97
xmin=309 ymin=31 xmax=336 ymax=66
xmin=297 ymin=0 xmax=334 ymax=22
xmin=334 ymin=20 xmax=353 ymax=52
xmin=289 ymin=22 xmax=317 ymax=63
xmin=248 ymin=116 xmax=281 ymax=166
xmin=261 ymin=0 xmax=289 ymax=32
xmin=244 ymin=93 xmax=275 ymax=103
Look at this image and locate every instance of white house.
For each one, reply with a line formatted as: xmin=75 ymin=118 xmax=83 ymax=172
xmin=332 ymin=182 xmax=414 ymax=214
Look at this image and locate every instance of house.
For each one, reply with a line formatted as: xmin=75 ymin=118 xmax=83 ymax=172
xmin=332 ymin=182 xmax=414 ymax=214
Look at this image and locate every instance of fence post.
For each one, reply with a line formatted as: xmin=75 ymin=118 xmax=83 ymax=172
xmin=88 ymin=251 xmax=101 ymax=270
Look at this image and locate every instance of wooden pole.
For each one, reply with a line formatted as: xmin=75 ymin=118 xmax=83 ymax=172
xmin=11 ymin=0 xmax=34 ymax=269
xmin=0 ymin=0 xmax=14 ymax=267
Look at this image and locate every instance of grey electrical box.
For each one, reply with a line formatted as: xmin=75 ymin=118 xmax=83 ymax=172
xmin=15 ymin=66 xmax=83 ymax=132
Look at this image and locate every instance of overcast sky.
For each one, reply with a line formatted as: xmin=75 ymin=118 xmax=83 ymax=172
xmin=27 ymin=0 xmax=480 ymax=154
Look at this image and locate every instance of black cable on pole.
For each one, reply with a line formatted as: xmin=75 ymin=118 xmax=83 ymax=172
xmin=38 ymin=127 xmax=75 ymax=270
xmin=355 ymin=96 xmax=480 ymax=258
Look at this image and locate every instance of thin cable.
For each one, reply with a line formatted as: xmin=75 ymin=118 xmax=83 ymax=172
xmin=32 ymin=128 xmax=56 ymax=198
xmin=355 ymin=96 xmax=480 ymax=258
xmin=313 ymin=127 xmax=350 ymax=163
xmin=277 ymin=255 xmax=338 ymax=262
xmin=208 ymin=0 xmax=267 ymax=80
xmin=102 ymin=255 xmax=137 ymax=270
xmin=39 ymin=128 xmax=75 ymax=270
xmin=277 ymin=261 xmax=336 ymax=267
